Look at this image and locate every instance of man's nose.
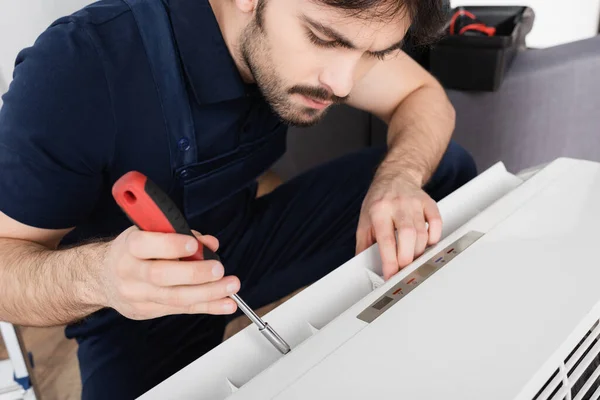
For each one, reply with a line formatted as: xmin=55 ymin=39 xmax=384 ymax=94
xmin=318 ymin=57 xmax=358 ymax=99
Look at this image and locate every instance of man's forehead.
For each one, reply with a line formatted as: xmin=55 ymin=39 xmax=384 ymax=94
xmin=300 ymin=0 xmax=410 ymax=46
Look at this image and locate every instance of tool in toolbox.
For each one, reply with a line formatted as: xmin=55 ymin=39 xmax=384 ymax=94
xmin=449 ymin=8 xmax=497 ymax=37
xmin=111 ymin=171 xmax=291 ymax=355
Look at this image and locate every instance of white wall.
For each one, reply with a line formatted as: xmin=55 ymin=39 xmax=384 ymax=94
xmin=0 ymin=0 xmax=92 ymax=95
xmin=451 ymin=0 xmax=600 ymax=49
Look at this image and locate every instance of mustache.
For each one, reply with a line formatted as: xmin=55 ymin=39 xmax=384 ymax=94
xmin=288 ymin=85 xmax=348 ymax=104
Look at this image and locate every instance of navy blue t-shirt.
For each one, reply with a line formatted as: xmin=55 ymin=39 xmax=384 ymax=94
xmin=0 ymin=0 xmax=286 ymax=337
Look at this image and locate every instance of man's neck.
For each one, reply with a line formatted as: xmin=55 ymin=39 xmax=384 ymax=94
xmin=208 ymin=0 xmax=255 ymax=84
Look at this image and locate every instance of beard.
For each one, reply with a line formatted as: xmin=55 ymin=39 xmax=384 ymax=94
xmin=239 ymin=16 xmax=345 ymax=127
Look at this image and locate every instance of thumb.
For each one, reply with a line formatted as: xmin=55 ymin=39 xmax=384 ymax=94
xmin=191 ymin=230 xmax=220 ymax=252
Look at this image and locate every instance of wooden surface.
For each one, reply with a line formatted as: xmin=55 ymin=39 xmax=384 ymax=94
xmin=0 ymin=326 xmax=81 ymax=400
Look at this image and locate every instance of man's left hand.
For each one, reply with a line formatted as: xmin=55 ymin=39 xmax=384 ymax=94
xmin=356 ymin=173 xmax=442 ymax=280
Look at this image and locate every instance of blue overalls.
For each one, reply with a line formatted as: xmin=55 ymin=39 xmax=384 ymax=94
xmin=122 ymin=0 xmax=288 ymax=235
xmin=22 ymin=1 xmax=475 ymax=398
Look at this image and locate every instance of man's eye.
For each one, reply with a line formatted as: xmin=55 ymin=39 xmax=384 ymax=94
xmin=306 ymin=30 xmax=337 ymax=48
xmin=370 ymin=48 xmax=400 ymax=62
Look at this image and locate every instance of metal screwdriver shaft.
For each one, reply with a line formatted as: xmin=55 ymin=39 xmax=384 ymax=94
xmin=230 ymin=294 xmax=291 ymax=354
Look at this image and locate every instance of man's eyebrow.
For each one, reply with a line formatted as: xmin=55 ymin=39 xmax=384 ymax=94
xmin=369 ymin=39 xmax=404 ymax=57
xmin=301 ymin=15 xmax=404 ymax=56
xmin=301 ymin=15 xmax=356 ymax=49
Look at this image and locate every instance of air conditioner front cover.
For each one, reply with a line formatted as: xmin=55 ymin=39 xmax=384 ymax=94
xmin=137 ymin=158 xmax=600 ymax=400
xmin=233 ymin=158 xmax=600 ymax=400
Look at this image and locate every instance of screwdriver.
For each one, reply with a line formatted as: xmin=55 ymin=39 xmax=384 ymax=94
xmin=112 ymin=171 xmax=291 ymax=355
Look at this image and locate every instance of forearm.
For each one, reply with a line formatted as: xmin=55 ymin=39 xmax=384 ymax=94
xmin=378 ymin=83 xmax=455 ymax=186
xmin=0 ymin=238 xmax=107 ymax=326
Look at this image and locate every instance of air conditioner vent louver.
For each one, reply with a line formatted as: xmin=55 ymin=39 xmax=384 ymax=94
xmin=533 ymin=368 xmax=563 ymax=400
xmin=533 ymin=320 xmax=600 ymax=400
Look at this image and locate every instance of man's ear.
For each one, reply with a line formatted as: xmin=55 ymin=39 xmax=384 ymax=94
xmin=234 ymin=0 xmax=258 ymax=14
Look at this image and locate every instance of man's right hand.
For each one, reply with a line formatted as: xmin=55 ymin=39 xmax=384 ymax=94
xmin=98 ymin=226 xmax=240 ymax=320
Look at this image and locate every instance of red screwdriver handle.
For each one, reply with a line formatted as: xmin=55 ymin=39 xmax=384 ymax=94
xmin=112 ymin=171 xmax=220 ymax=262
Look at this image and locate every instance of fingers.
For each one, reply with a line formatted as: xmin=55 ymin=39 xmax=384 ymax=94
xmin=191 ymin=230 xmax=219 ymax=252
xmin=355 ymin=218 xmax=374 ymax=255
xmin=131 ymin=297 xmax=238 ymax=319
xmin=128 ymin=230 xmax=198 ymax=260
xmin=151 ymin=275 xmax=241 ymax=307
xmin=392 ymin=197 xmax=436 ymax=274
xmin=414 ymin=215 xmax=428 ymax=258
xmin=395 ymin=215 xmax=416 ymax=270
xmin=184 ymin=297 xmax=238 ymax=315
xmin=142 ymin=259 xmax=225 ymax=287
xmin=372 ymin=212 xmax=399 ymax=280
xmin=423 ymin=199 xmax=442 ymax=245
xmin=127 ymin=229 xmax=221 ymax=261
xmin=111 ymin=227 xmax=235 ymax=320
xmin=357 ymin=191 xmax=443 ymax=282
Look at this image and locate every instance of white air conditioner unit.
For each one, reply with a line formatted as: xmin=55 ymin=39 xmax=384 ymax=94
xmin=138 ymin=157 xmax=600 ymax=400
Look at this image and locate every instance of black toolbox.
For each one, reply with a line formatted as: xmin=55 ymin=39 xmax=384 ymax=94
xmin=428 ymin=6 xmax=534 ymax=91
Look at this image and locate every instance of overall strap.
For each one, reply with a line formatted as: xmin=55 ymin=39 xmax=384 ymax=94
xmin=123 ymin=0 xmax=197 ymax=171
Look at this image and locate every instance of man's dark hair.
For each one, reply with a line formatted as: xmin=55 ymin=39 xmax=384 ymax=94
xmin=256 ymin=0 xmax=450 ymax=45
xmin=322 ymin=0 xmax=449 ymax=44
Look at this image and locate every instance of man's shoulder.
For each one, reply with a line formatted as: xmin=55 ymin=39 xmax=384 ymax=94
xmin=16 ymin=0 xmax=151 ymax=90
xmin=1 ymin=2 xmax=139 ymax=178
xmin=50 ymin=0 xmax=133 ymax=30
xmin=12 ymin=1 xmax=140 ymax=80
xmin=19 ymin=0 xmax=138 ymax=67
